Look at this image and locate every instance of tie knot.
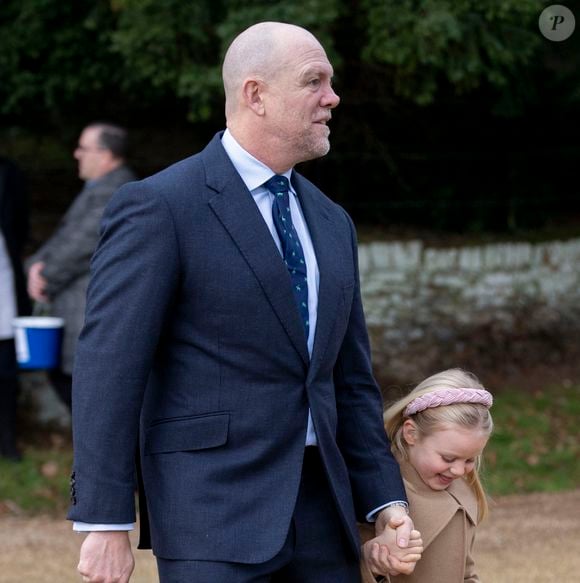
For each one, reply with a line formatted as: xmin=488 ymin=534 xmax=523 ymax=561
xmin=264 ymin=175 xmax=290 ymax=195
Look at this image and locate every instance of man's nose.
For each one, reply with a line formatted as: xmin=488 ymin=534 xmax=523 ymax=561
xmin=323 ymin=85 xmax=340 ymax=109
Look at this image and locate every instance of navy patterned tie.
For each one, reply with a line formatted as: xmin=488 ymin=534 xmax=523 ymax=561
xmin=264 ymin=175 xmax=309 ymax=340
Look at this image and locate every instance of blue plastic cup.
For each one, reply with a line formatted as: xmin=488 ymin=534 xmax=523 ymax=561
xmin=12 ymin=316 xmax=64 ymax=370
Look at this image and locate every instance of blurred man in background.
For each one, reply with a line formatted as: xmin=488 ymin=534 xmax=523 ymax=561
xmin=26 ymin=122 xmax=136 ymax=409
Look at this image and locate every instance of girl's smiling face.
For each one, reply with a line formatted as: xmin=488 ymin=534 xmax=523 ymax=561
xmin=403 ymin=420 xmax=489 ymax=491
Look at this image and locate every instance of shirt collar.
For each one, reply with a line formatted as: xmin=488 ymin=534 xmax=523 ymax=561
xmin=221 ymin=129 xmax=294 ymax=194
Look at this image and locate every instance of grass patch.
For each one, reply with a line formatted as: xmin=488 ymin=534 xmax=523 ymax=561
xmin=483 ymin=382 xmax=580 ymax=495
xmin=0 ymin=433 xmax=73 ymax=516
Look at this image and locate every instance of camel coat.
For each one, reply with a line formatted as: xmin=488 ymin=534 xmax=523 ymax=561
xmin=360 ymin=458 xmax=481 ymax=583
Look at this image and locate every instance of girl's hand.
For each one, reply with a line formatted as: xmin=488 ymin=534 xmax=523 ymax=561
xmin=363 ymin=528 xmax=423 ymax=577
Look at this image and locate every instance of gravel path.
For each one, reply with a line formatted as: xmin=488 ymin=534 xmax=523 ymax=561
xmin=1 ymin=489 xmax=579 ymax=583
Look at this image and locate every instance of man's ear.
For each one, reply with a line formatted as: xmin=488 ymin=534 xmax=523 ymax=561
xmin=242 ymin=78 xmax=266 ymax=115
xmin=402 ymin=419 xmax=418 ymax=445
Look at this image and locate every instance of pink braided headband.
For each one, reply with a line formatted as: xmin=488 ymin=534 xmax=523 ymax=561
xmin=404 ymin=388 xmax=493 ymax=417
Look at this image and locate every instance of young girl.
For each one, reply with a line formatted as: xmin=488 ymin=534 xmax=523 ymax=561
xmin=360 ymin=368 xmax=494 ymax=582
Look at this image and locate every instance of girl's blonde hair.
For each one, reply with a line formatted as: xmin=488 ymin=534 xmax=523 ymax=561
xmin=384 ymin=368 xmax=493 ymax=521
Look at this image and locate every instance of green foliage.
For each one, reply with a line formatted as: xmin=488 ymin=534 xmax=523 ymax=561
xmin=0 ymin=0 xmax=344 ymax=123
xmin=0 ymin=0 xmax=118 ymax=118
xmin=1 ymin=0 xmax=577 ymax=232
xmin=215 ymin=0 xmax=343 ymax=62
xmin=361 ymin=0 xmax=542 ymax=108
xmin=109 ymin=0 xmax=222 ymax=121
xmin=0 ymin=0 xmax=550 ymax=123
xmin=483 ymin=383 xmax=580 ymax=495
xmin=109 ymin=0 xmax=343 ymax=121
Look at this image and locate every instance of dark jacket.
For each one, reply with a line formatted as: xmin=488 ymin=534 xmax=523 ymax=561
xmin=68 ymin=133 xmax=406 ymax=563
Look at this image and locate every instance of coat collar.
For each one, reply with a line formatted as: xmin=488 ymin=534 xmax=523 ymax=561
xmin=398 ymin=457 xmax=479 ymax=549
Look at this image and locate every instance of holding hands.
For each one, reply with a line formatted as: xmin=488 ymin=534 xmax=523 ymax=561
xmin=362 ymin=508 xmax=423 ymax=580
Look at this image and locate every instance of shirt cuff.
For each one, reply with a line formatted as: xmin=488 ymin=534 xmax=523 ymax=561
xmin=366 ymin=500 xmax=409 ymax=523
xmin=73 ymin=522 xmax=134 ymax=532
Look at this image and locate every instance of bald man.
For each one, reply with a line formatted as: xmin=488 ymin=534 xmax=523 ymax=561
xmin=69 ymin=22 xmax=420 ymax=583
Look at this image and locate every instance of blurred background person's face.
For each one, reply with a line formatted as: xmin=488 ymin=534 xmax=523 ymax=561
xmin=73 ymin=127 xmax=109 ymax=181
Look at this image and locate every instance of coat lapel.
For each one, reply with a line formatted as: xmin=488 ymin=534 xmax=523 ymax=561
xmin=400 ymin=458 xmax=478 ymax=550
xmin=292 ymin=173 xmax=344 ymax=376
xmin=203 ymin=136 xmax=309 ymax=366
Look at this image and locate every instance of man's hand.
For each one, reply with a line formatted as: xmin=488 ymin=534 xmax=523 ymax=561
xmin=363 ymin=527 xmax=423 ymax=577
xmin=27 ymin=261 xmax=49 ymax=302
xmin=77 ymin=531 xmax=135 ymax=583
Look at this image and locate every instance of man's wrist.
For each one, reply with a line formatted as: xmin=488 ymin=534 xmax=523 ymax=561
xmin=73 ymin=522 xmax=134 ymax=532
xmin=366 ymin=500 xmax=408 ymax=523
xmin=382 ymin=501 xmax=409 ymax=514
xmin=376 ymin=502 xmax=409 ymax=532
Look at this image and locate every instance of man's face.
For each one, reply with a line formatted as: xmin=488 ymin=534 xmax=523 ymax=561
xmin=263 ymin=37 xmax=340 ymax=166
xmin=74 ymin=127 xmax=109 ymax=181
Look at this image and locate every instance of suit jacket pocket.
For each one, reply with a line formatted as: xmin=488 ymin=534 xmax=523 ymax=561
xmin=145 ymin=412 xmax=229 ymax=455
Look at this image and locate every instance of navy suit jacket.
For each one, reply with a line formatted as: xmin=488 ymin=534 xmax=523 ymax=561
xmin=68 ymin=133 xmax=406 ymax=563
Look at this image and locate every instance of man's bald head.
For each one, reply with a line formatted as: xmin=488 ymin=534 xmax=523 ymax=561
xmin=222 ymin=22 xmax=321 ymax=118
xmin=221 ymin=21 xmax=339 ymax=172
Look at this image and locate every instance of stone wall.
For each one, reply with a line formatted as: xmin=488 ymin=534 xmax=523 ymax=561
xmin=358 ymin=238 xmax=580 ymax=384
xmin=22 ymin=238 xmax=580 ymax=425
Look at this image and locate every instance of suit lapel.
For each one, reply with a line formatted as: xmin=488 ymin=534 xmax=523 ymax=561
xmin=292 ymin=174 xmax=344 ymax=375
xmin=203 ymin=136 xmax=309 ymax=366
